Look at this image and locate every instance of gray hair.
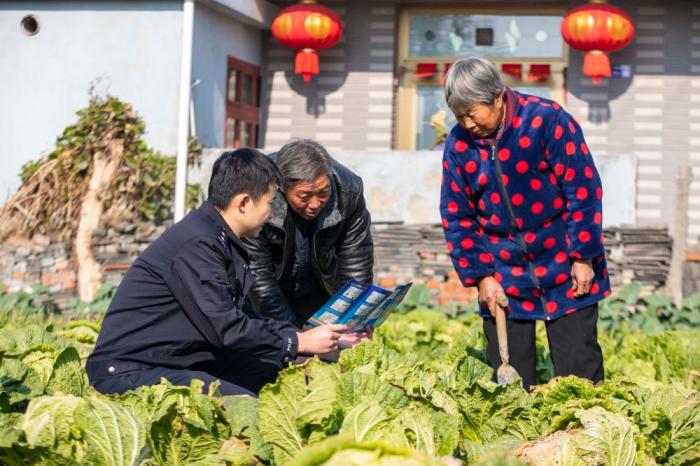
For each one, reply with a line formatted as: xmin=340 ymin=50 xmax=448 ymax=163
xmin=276 ymin=139 xmax=333 ymax=188
xmin=444 ymin=57 xmax=504 ymax=113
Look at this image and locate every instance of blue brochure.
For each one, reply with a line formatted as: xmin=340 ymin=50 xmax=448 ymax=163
xmin=308 ymin=280 xmax=412 ymax=332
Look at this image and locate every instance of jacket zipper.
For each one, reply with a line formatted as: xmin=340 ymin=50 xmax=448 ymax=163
xmin=311 ymin=232 xmax=334 ymax=296
xmin=278 ymin=219 xmax=334 ymax=295
xmin=276 ymin=216 xmax=294 ymax=281
xmin=491 ymin=144 xmax=550 ymax=319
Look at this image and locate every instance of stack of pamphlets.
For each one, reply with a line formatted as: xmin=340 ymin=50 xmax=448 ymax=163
xmin=308 ymin=280 xmax=412 ymax=332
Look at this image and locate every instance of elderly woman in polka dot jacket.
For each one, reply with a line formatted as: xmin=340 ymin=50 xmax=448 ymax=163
xmin=440 ymin=57 xmax=610 ymax=390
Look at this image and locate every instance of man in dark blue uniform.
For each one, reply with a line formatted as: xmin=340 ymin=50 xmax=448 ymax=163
xmin=86 ymin=149 xmax=346 ymax=396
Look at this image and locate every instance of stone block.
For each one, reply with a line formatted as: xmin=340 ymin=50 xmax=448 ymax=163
xmin=141 ymin=225 xmax=156 ymax=237
xmin=54 ymin=259 xmax=70 ymax=270
xmin=426 ymin=279 xmax=440 ymax=289
xmin=41 ymin=272 xmax=57 ymax=287
xmin=40 ymin=256 xmax=55 ymax=268
xmin=379 ymin=277 xmax=397 ymax=288
xmin=13 ymin=261 xmax=27 ymax=273
xmin=102 ymin=263 xmax=131 ymax=272
xmin=31 ymin=233 xmax=51 ymax=247
xmin=5 ymin=236 xmax=32 ymax=248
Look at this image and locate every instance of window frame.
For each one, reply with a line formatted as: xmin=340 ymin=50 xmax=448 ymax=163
xmin=394 ymin=6 xmax=569 ymax=151
xmin=225 ymin=56 xmax=261 ymax=148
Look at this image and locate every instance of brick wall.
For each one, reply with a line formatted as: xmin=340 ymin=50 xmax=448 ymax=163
xmin=0 ymin=223 xmax=169 ymax=307
xmin=261 ymin=0 xmax=700 ymax=245
xmin=260 ymin=1 xmax=396 ymax=151
xmin=565 ymin=1 xmax=700 ymax=246
xmin=372 ymin=223 xmax=678 ymax=306
xmin=1 ymin=221 xmax=690 ymax=307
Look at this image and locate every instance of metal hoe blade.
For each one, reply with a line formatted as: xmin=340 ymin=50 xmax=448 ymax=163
xmin=494 ymin=299 xmax=522 ymax=386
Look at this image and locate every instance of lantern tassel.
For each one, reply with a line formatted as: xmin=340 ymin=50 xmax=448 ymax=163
xmin=295 ymin=49 xmax=319 ymax=82
xmin=583 ymin=51 xmax=611 ymax=84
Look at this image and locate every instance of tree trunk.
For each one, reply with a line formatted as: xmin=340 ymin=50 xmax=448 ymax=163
xmin=74 ymin=140 xmax=124 ymax=302
xmin=666 ymin=166 xmax=692 ymax=307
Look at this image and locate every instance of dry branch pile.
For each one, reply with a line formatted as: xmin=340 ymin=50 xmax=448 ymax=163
xmin=0 ymin=95 xmax=201 ymax=300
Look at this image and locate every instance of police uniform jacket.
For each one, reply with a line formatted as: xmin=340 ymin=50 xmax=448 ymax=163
xmin=87 ymin=201 xmax=299 ymax=377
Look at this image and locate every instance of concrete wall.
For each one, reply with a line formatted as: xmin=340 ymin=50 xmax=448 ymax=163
xmin=191 ymin=1 xmax=265 ymax=148
xmin=191 ymin=149 xmax=636 ymax=227
xmin=0 ymin=1 xmax=183 ymax=202
xmin=260 ymin=2 xmax=396 ymax=152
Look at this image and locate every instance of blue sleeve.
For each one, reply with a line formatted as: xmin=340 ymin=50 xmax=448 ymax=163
xmin=545 ymin=110 xmax=605 ymax=260
xmin=439 ymin=144 xmax=495 ymax=286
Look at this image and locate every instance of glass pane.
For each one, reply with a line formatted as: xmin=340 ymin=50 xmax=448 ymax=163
xmin=226 ymin=118 xmax=236 ymax=147
xmin=241 ymin=74 xmax=253 ymax=105
xmin=416 ymin=86 xmax=457 ymax=151
xmin=408 ymin=14 xmax=563 ymax=58
xmin=227 ymin=71 xmax=238 ymax=103
xmin=241 ymin=122 xmax=252 ymax=147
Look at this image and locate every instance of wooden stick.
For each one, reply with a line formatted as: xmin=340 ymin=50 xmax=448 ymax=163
xmin=495 ymin=303 xmax=510 ymax=366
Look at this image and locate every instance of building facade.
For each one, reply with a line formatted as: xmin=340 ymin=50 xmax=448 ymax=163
xmin=0 ymin=0 xmax=274 ymax=201
xmin=258 ymin=0 xmax=699 ymax=245
xmin=2 ymin=0 xmax=698 ymax=245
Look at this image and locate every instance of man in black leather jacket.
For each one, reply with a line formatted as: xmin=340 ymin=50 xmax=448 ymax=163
xmin=242 ymin=139 xmax=374 ymax=328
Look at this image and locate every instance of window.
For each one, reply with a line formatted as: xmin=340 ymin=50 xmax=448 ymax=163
xmin=225 ymin=57 xmax=260 ymax=148
xmin=407 ymin=13 xmax=563 ymax=58
xmin=416 ymin=86 xmax=457 ymax=151
xmin=394 ymin=7 xmax=567 ymax=151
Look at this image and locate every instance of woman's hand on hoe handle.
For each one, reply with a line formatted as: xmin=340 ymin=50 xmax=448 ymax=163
xmin=478 ymin=276 xmax=509 ymax=317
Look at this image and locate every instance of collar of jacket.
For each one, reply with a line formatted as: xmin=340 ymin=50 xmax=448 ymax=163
xmin=266 ymin=175 xmax=343 ymax=232
xmin=198 ymin=200 xmax=250 ymax=260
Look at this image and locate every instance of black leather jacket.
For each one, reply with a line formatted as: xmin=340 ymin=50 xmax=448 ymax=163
xmin=242 ymin=159 xmax=374 ymax=322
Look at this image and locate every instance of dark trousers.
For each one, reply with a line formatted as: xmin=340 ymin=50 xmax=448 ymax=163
xmin=87 ymin=351 xmax=282 ymax=397
xmin=482 ymin=304 xmax=604 ymax=391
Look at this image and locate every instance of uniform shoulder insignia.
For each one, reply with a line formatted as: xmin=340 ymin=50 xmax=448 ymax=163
xmin=217 ymin=231 xmax=227 ymax=247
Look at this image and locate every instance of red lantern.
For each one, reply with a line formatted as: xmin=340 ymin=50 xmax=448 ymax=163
xmin=271 ymin=0 xmax=343 ymax=82
xmin=561 ymin=1 xmax=634 ymax=84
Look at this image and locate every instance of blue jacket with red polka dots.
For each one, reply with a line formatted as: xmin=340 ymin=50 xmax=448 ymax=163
xmin=440 ymin=89 xmax=611 ymax=320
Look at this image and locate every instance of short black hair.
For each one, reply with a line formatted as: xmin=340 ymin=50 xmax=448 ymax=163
xmin=207 ymin=148 xmax=281 ymax=210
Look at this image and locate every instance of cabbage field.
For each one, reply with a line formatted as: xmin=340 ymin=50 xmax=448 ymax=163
xmin=0 ymin=286 xmax=699 ymax=466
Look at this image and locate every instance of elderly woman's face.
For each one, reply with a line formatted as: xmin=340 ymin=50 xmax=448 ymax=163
xmin=454 ymin=92 xmax=505 ymax=138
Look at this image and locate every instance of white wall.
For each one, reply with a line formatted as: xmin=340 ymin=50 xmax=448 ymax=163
xmin=191 ymin=149 xmax=637 ymax=227
xmin=191 ymin=2 xmax=263 ymax=148
xmin=0 ymin=1 xmax=183 ymax=202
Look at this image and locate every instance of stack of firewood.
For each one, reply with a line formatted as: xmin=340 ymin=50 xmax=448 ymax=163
xmin=604 ymin=225 xmax=672 ymax=293
xmin=372 ymin=223 xmax=673 ymax=294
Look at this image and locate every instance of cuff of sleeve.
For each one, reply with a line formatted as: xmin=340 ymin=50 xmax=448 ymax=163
xmin=455 ymin=264 xmax=495 ymax=286
xmin=473 ymin=273 xmax=496 ymax=286
xmin=280 ymin=328 xmax=298 ymax=364
xmin=568 ymin=245 xmax=605 ymax=261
